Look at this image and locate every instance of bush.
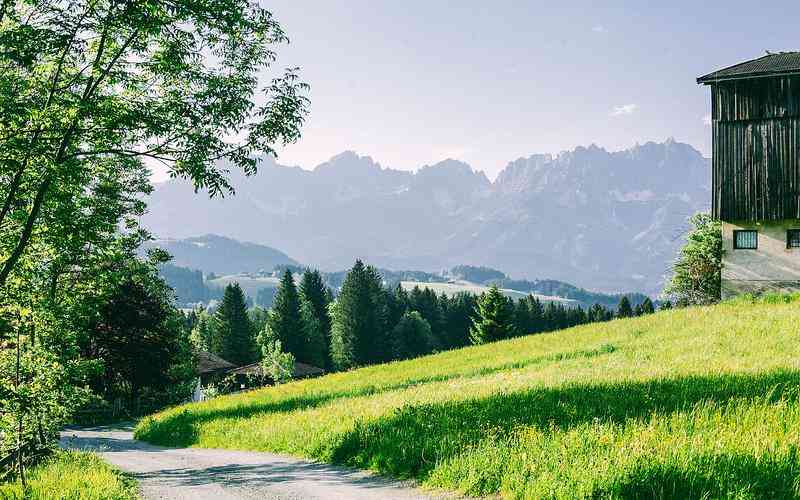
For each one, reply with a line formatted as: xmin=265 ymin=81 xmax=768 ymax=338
xmin=663 ymin=213 xmax=722 ymax=306
xmin=391 ymin=311 xmax=434 ymax=360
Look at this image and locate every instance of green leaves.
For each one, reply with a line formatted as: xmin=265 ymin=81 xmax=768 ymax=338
xmin=0 ymin=0 xmax=308 ymax=474
xmin=664 ymin=213 xmax=723 ymax=306
xmin=470 ymin=285 xmax=515 ymax=345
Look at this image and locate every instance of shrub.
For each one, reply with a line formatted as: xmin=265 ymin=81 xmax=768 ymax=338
xmin=664 ymin=213 xmax=722 ymax=306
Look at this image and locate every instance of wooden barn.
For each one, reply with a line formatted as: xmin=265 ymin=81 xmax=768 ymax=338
xmin=698 ymin=52 xmax=800 ymax=298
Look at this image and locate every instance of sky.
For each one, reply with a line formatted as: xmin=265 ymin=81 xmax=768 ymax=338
xmin=153 ymin=1 xmax=800 ymax=181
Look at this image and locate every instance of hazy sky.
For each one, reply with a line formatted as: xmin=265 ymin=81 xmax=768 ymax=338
xmin=155 ymin=1 xmax=800 ymax=181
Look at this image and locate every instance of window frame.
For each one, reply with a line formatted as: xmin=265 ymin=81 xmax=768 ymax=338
xmin=733 ymin=229 xmax=758 ymax=250
xmin=787 ymin=229 xmax=800 ymax=249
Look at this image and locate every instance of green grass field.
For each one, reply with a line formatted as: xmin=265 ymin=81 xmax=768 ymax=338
xmin=136 ymin=295 xmax=800 ymax=499
xmin=0 ymin=451 xmax=137 ymax=499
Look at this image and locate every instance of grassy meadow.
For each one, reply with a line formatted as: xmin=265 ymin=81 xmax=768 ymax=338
xmin=136 ymin=294 xmax=800 ymax=498
xmin=0 ymin=451 xmax=137 ymax=499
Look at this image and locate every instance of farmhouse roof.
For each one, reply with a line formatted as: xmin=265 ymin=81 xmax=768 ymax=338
xmin=196 ymin=350 xmax=236 ymax=374
xmin=698 ymin=52 xmax=800 ymax=84
xmin=228 ymin=361 xmax=324 ymax=379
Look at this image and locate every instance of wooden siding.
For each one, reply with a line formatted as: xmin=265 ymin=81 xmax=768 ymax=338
xmin=712 ymin=76 xmax=800 ymax=122
xmin=711 ymin=78 xmax=800 ymax=220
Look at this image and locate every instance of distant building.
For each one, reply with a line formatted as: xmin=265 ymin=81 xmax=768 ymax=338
xmin=227 ymin=361 xmax=324 ymax=389
xmin=698 ymin=52 xmax=800 ymax=298
xmin=193 ymin=350 xmax=236 ymax=401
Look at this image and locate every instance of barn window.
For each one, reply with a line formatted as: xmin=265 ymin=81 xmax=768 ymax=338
xmin=733 ymin=230 xmax=758 ymax=249
xmin=788 ymin=229 xmax=800 ymax=249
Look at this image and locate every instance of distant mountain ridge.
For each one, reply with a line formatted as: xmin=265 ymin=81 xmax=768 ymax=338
xmin=143 ymin=140 xmax=710 ymax=294
xmin=142 ymin=234 xmax=296 ymax=276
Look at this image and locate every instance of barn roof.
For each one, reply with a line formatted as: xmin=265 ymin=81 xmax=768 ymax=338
xmin=196 ymin=350 xmax=236 ymax=374
xmin=228 ymin=361 xmax=324 ymax=379
xmin=698 ymin=52 xmax=800 ymax=84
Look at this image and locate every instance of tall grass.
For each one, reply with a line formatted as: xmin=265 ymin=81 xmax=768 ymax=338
xmin=0 ymin=451 xmax=137 ymax=499
xmin=136 ymin=296 xmax=800 ymax=498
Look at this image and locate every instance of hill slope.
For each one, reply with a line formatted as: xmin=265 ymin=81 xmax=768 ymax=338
xmin=142 ymin=234 xmax=297 ymax=275
xmin=135 ymin=296 xmax=800 ymax=498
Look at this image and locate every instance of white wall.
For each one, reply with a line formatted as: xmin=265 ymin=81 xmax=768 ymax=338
xmin=722 ymin=220 xmax=800 ymax=298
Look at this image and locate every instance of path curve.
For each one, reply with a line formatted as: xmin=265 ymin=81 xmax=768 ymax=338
xmin=60 ymin=425 xmax=450 ymax=500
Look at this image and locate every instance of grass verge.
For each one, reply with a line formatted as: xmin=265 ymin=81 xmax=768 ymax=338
xmin=0 ymin=451 xmax=137 ymax=499
xmin=136 ymin=295 xmax=800 ymax=498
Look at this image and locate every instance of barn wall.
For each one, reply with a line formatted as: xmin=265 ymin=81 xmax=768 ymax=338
xmin=711 ymin=78 xmax=800 ymax=221
xmin=721 ymin=220 xmax=800 ymax=299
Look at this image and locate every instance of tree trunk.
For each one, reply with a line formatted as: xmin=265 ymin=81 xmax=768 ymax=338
xmin=0 ymin=176 xmax=52 ymax=288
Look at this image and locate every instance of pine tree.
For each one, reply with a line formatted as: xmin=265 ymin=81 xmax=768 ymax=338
xmin=512 ymin=297 xmax=530 ymax=337
xmin=588 ymin=303 xmax=610 ymax=323
xmin=300 ymin=300 xmax=328 ymax=369
xmin=267 ymin=270 xmax=304 ymax=361
xmin=528 ymin=296 xmax=545 ymax=333
xmin=214 ymin=283 xmax=255 ymax=365
xmin=329 ymin=260 xmax=389 ymax=369
xmin=617 ymin=296 xmax=634 ymax=318
xmin=442 ymin=292 xmax=476 ymax=349
xmin=408 ymin=286 xmax=443 ymax=347
xmin=543 ymin=302 xmax=559 ymax=331
xmin=189 ymin=309 xmax=217 ymax=353
xmin=386 ymin=284 xmax=409 ymax=334
xmin=391 ymin=311 xmax=434 ymax=360
xmin=298 ymin=269 xmax=332 ymax=368
xmin=469 ymin=285 xmax=515 ymax=345
xmin=640 ymin=297 xmax=655 ymax=315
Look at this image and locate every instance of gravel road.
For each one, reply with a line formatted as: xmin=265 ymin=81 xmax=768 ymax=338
xmin=60 ymin=425 xmax=448 ymax=500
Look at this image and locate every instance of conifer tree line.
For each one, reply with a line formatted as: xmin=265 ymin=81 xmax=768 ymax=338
xmin=190 ymin=261 xmax=657 ymax=372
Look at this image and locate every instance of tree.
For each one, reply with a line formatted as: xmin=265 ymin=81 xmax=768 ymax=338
xmin=189 ymin=309 xmax=218 ymax=353
xmin=300 ymin=301 xmax=328 ymax=369
xmin=639 ymin=297 xmax=655 ymax=315
xmin=407 ymin=286 xmax=444 ymax=347
xmin=386 ymin=284 xmax=410 ymax=338
xmin=248 ymin=307 xmax=270 ymax=341
xmin=0 ymin=0 xmax=308 ymax=477
xmin=83 ymin=258 xmax=195 ymax=405
xmin=663 ymin=213 xmax=723 ymax=306
xmin=214 ymin=283 xmax=255 ymax=366
xmin=470 ymin=285 xmax=515 ymax=345
xmin=258 ymin=324 xmax=295 ymax=385
xmin=617 ymin=296 xmax=634 ymax=318
xmin=329 ymin=261 xmax=389 ymax=370
xmin=391 ymin=311 xmax=434 ymax=360
xmin=512 ymin=297 xmax=535 ymax=337
xmin=0 ymin=1 xmax=308 ymax=289
xmin=267 ymin=270 xmax=304 ymax=361
xmin=298 ymin=269 xmax=332 ymax=368
xmin=587 ymin=303 xmax=613 ymax=323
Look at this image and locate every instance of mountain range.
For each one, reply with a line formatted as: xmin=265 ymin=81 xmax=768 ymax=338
xmin=143 ymin=139 xmax=710 ymax=295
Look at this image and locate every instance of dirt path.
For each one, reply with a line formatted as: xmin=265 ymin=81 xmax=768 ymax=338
xmin=60 ymin=425 xmax=447 ymax=500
